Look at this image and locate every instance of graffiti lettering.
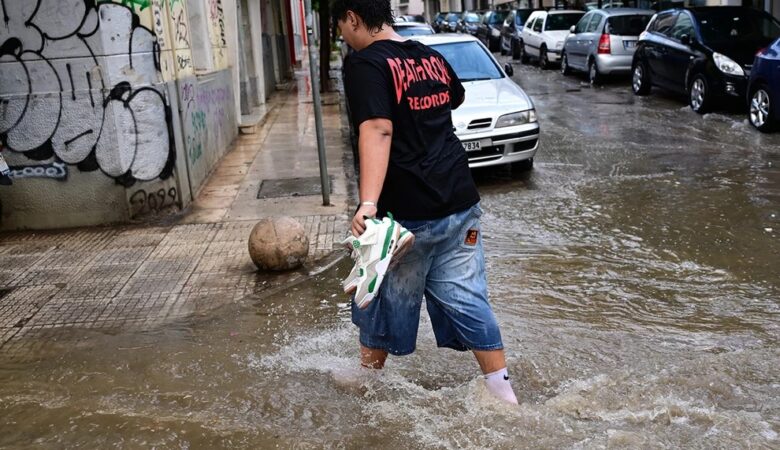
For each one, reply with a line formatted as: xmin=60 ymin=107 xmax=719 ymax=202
xmin=173 ymin=8 xmax=189 ymax=46
xmin=187 ymin=135 xmax=203 ymax=163
xmin=151 ymin=0 xmax=166 ymax=49
xmin=177 ymin=54 xmax=192 ymax=69
xmin=129 ymin=187 xmax=178 ymax=218
xmin=209 ymin=0 xmax=226 ymax=47
xmin=181 ymin=82 xmax=195 ymax=104
xmin=9 ymin=162 xmax=68 ymax=181
xmin=168 ymin=0 xmax=182 ymax=12
xmin=0 ymin=1 xmax=175 ymax=187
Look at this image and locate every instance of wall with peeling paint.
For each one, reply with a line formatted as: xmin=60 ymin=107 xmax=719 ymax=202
xmin=0 ymin=0 xmax=239 ymax=230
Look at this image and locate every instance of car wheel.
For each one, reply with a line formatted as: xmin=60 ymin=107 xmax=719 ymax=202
xmin=512 ymin=40 xmax=521 ymax=60
xmin=631 ymin=61 xmax=651 ymax=96
xmin=511 ymin=158 xmax=534 ymax=173
xmin=519 ymin=42 xmax=529 ymax=64
xmin=539 ymin=46 xmax=549 ymax=70
xmin=588 ymin=59 xmax=602 ymax=85
xmin=749 ymin=84 xmax=775 ymax=132
xmin=689 ymin=74 xmax=714 ymax=114
xmin=561 ymin=52 xmax=572 ymax=75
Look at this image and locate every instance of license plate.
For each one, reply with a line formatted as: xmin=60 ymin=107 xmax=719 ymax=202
xmin=623 ymin=40 xmax=636 ymax=49
xmin=462 ymin=141 xmax=481 ymax=152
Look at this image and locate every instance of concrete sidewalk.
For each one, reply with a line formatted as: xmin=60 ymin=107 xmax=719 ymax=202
xmin=0 ymin=67 xmax=354 ymax=359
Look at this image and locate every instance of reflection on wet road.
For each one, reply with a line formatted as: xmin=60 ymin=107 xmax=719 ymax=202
xmin=1 ymin=58 xmax=778 ymax=448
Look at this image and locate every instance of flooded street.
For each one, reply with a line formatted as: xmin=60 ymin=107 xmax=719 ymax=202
xmin=2 ymin=61 xmax=779 ymax=449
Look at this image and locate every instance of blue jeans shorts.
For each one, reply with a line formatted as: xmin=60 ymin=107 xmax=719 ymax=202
xmin=351 ymin=203 xmax=504 ymax=356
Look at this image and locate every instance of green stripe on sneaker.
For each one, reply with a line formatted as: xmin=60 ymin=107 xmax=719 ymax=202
xmin=368 ymin=275 xmax=378 ymax=293
xmin=380 ymin=221 xmax=395 ymax=259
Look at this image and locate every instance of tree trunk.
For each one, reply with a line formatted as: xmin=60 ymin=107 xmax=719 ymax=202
xmin=319 ymin=0 xmax=331 ymax=92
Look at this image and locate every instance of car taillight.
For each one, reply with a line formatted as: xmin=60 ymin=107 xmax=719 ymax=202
xmin=598 ymin=34 xmax=611 ymax=54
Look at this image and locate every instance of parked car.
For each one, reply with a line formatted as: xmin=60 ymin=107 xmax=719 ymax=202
xmin=432 ymin=12 xmax=449 ymax=32
xmin=442 ymin=12 xmax=463 ymax=33
xmin=457 ymin=11 xmax=483 ymax=35
xmin=477 ymin=10 xmax=509 ymax=52
xmin=520 ymin=10 xmax=585 ymax=69
xmin=408 ymin=34 xmax=540 ymax=170
xmin=561 ymin=8 xmax=653 ymax=84
xmin=397 ymin=14 xmax=426 ymax=23
xmin=393 ymin=21 xmax=435 ymax=37
xmin=500 ymin=9 xmax=535 ymax=59
xmin=631 ymin=7 xmax=780 ymax=114
xmin=747 ymin=36 xmax=780 ymax=132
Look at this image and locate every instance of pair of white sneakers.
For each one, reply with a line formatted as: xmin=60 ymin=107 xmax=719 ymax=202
xmin=342 ymin=213 xmax=415 ymax=309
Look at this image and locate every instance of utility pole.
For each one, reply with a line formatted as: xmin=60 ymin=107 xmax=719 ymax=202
xmin=304 ymin=0 xmax=331 ymax=206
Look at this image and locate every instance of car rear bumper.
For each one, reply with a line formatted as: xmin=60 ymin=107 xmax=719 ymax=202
xmin=457 ymin=124 xmax=540 ymax=168
xmin=594 ymin=54 xmax=633 ymax=75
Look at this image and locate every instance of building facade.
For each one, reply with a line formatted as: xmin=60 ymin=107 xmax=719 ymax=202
xmin=0 ymin=0 xmax=302 ymax=230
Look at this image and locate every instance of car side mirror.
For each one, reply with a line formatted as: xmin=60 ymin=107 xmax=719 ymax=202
xmin=570 ymin=25 xmax=576 ymax=33
xmin=504 ymin=63 xmax=514 ymax=77
xmin=680 ymin=34 xmax=691 ymax=45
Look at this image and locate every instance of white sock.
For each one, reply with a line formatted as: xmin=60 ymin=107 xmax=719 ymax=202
xmin=484 ymin=367 xmax=518 ymax=405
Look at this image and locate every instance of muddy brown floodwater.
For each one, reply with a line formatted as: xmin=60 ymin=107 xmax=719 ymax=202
xmin=1 ymin=59 xmax=779 ymax=449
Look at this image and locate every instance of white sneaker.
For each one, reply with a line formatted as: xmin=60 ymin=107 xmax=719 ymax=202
xmin=342 ymin=213 xmax=414 ymax=309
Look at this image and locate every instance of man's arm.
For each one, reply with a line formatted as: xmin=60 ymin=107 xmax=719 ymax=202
xmin=351 ymin=118 xmax=393 ymax=237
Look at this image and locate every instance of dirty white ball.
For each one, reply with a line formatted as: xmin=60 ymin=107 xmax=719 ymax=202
xmin=248 ymin=217 xmax=309 ymax=271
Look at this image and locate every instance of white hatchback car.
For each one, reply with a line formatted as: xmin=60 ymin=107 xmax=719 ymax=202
xmin=409 ymin=34 xmax=540 ymax=170
xmin=519 ymin=10 xmax=585 ymax=69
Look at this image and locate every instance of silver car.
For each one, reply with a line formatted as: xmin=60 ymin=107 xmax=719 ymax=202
xmin=410 ymin=34 xmax=539 ymax=170
xmin=561 ymin=8 xmax=653 ymax=84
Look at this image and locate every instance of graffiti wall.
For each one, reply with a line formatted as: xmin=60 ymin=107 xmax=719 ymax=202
xmin=0 ymin=0 xmax=238 ymax=229
xmin=179 ymin=71 xmax=236 ymax=194
xmin=0 ymin=1 xmax=175 ymax=186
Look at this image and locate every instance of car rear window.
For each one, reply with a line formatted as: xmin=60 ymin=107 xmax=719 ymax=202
xmin=394 ymin=26 xmax=434 ymax=36
xmin=545 ymin=13 xmax=585 ymax=31
xmin=430 ymin=41 xmax=503 ymax=81
xmin=465 ymin=13 xmax=480 ymax=22
xmin=606 ymin=15 xmax=651 ymax=35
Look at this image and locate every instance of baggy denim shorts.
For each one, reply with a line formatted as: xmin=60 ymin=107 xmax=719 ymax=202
xmin=351 ymin=203 xmax=504 ymax=356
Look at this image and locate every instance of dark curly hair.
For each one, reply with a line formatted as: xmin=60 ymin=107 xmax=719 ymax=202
xmin=331 ymin=0 xmax=394 ymax=34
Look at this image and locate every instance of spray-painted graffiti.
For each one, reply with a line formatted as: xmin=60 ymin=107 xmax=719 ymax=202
xmin=129 ymin=186 xmax=177 ymax=218
xmin=151 ymin=0 xmax=166 ymax=49
xmin=8 ymin=162 xmax=68 ymax=181
xmin=172 ymin=5 xmax=190 ymax=47
xmin=178 ymin=72 xmax=234 ymax=192
xmin=0 ymin=1 xmax=175 ymax=187
xmin=209 ymin=0 xmax=226 ymax=47
xmin=177 ymin=54 xmax=192 ymax=69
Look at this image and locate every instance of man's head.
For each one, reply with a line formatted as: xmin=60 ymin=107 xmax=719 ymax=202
xmin=332 ymin=0 xmax=394 ymax=50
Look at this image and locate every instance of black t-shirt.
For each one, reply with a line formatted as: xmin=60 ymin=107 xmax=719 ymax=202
xmin=344 ymin=39 xmax=480 ymax=220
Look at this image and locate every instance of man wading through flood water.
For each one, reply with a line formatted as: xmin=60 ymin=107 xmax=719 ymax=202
xmin=334 ymin=0 xmax=518 ymax=404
